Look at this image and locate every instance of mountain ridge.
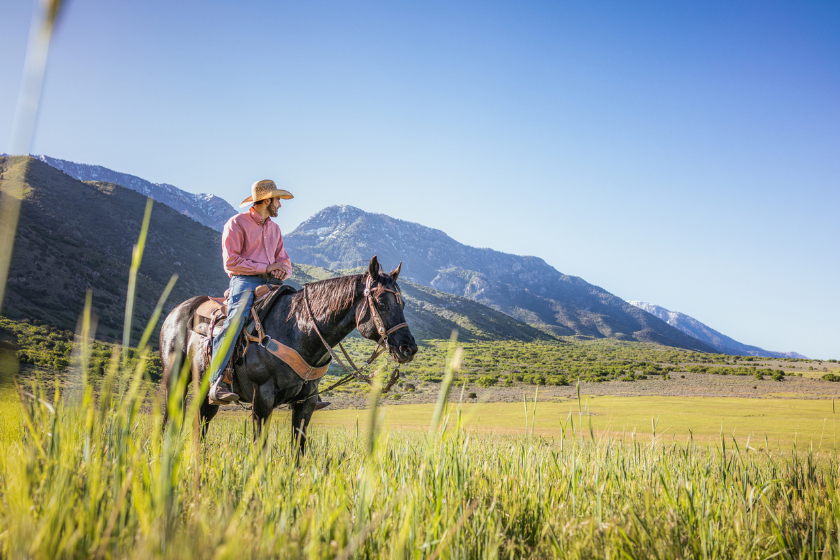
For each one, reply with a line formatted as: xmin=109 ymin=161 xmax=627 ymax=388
xmin=2 ymin=154 xmax=238 ymax=231
xmin=629 ymin=301 xmax=807 ymax=359
xmin=284 ymin=205 xmax=716 ymax=353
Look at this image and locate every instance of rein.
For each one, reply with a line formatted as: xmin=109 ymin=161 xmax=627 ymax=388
xmin=299 ymin=274 xmax=408 ymax=400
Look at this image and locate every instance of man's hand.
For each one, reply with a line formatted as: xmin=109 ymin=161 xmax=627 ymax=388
xmin=266 ymin=262 xmax=288 ymax=280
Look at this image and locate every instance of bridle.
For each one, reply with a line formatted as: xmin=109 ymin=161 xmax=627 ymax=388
xmin=355 ymin=274 xmax=409 ymax=353
xmin=302 ymin=274 xmax=409 ymax=392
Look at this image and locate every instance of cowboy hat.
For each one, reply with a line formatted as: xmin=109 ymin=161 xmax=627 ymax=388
xmin=239 ymin=179 xmax=294 ymax=207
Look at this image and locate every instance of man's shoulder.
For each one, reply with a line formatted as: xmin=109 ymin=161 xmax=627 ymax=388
xmin=225 ymin=212 xmax=249 ymax=228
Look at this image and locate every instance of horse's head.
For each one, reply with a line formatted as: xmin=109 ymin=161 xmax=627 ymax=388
xmin=357 ymin=256 xmax=418 ymax=364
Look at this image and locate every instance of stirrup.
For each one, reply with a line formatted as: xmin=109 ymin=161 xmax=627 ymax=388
xmin=209 ymin=380 xmax=240 ymax=405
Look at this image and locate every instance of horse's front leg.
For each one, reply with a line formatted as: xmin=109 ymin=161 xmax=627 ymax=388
xmin=252 ymin=382 xmax=276 ymax=446
xmin=290 ymin=393 xmax=318 ymax=458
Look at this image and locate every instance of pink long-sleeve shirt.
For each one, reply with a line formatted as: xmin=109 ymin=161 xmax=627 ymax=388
xmin=222 ymin=207 xmax=292 ymax=278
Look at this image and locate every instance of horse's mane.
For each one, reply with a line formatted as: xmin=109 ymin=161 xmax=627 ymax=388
xmin=288 ymin=274 xmax=361 ymax=322
xmin=287 ymin=272 xmax=401 ymax=323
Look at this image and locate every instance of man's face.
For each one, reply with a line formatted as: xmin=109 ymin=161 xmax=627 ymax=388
xmin=266 ymin=197 xmax=280 ymax=217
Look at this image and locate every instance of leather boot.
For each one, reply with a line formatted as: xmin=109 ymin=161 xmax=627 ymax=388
xmin=209 ymin=379 xmax=240 ymax=404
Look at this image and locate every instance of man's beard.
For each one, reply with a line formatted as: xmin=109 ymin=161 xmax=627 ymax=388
xmin=267 ymin=202 xmax=279 ymax=217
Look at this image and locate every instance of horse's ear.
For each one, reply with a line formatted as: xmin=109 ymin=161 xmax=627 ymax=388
xmin=389 ymin=262 xmax=402 ymax=281
xmin=368 ymin=255 xmax=380 ymax=278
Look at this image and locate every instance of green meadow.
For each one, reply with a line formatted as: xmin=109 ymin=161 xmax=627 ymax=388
xmin=310 ymin=397 xmax=840 ymax=450
xmin=4 ymin=371 xmax=840 ymax=558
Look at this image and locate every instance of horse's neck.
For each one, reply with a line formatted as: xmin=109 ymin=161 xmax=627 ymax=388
xmin=314 ymin=294 xmax=361 ymax=347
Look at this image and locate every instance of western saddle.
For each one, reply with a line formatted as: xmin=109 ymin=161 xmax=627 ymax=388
xmin=190 ymin=284 xmax=331 ymax=383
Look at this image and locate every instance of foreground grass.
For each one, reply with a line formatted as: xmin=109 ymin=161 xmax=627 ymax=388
xmin=4 ymin=384 xmax=840 ymax=559
xmin=312 ymin=397 xmax=840 ymax=450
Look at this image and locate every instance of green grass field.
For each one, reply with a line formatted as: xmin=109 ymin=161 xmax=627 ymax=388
xmin=276 ymin=396 xmax=840 ymax=450
xmin=4 ymin=377 xmax=840 ymax=559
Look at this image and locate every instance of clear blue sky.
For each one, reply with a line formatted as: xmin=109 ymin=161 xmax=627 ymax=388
xmin=2 ymin=1 xmax=838 ymax=358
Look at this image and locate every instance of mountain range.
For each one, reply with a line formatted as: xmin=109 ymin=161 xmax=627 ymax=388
xmin=629 ymin=302 xmax=806 ymax=359
xmin=2 ymin=154 xmax=800 ymax=357
xmin=283 ymin=205 xmax=715 ymax=352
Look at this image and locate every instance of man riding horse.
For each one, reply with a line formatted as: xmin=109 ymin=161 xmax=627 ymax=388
xmin=208 ymin=179 xmax=326 ymax=407
xmin=160 ymin=180 xmax=417 ymax=447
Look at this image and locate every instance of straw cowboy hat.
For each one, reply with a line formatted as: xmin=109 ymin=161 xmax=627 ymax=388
xmin=239 ymin=179 xmax=294 ymax=207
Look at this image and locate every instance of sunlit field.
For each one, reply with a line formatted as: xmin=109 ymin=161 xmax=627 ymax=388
xmin=310 ymin=396 xmax=840 ymax=450
xmin=4 ymin=364 xmax=840 ymax=559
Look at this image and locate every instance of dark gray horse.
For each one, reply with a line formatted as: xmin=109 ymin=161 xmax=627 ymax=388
xmin=158 ymin=256 xmax=418 ymax=454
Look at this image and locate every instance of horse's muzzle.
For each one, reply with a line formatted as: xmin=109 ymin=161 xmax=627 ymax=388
xmin=393 ymin=343 xmax=417 ymax=364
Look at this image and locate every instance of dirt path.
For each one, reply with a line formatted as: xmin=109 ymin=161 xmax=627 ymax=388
xmin=323 ymin=371 xmax=840 ymax=409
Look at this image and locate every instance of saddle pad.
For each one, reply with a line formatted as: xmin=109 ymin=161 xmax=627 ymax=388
xmin=194 ymin=284 xmax=276 ymax=325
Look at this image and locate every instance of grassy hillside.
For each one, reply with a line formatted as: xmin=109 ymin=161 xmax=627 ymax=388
xmin=0 ymin=156 xmax=229 ymax=345
xmin=335 ymin=335 xmax=839 ymax=390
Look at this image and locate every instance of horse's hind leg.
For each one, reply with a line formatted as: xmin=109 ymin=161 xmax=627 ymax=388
xmin=161 ymin=357 xmax=187 ymax=433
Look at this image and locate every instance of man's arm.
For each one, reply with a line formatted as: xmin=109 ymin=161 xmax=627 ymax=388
xmin=223 ymin=220 xmax=269 ymax=275
xmin=267 ymin=229 xmax=292 ymax=279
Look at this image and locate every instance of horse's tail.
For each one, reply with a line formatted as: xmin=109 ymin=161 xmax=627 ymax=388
xmin=159 ymin=296 xmax=205 ymax=427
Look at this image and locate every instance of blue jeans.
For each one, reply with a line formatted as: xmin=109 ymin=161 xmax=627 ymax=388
xmin=209 ymin=275 xmax=268 ymax=384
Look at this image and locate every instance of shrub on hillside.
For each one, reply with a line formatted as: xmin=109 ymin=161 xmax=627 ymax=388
xmin=476 ymin=375 xmax=497 ymax=388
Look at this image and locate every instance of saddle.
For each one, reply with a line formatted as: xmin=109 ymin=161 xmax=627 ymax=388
xmin=191 ymin=284 xmax=282 ymax=338
xmin=190 ymin=284 xmax=330 ymax=382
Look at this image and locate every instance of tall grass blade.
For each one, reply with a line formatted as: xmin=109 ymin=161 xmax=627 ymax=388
xmin=429 ymin=330 xmax=462 ymax=434
xmin=1 ymin=0 xmax=66 ymax=312
xmin=122 ymin=198 xmax=154 ymax=367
